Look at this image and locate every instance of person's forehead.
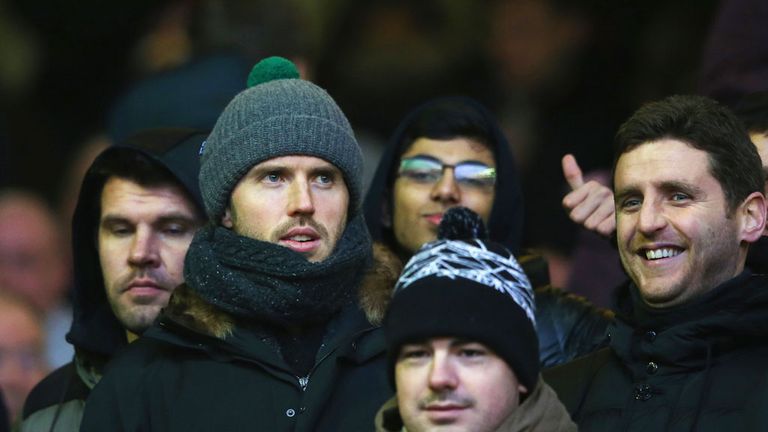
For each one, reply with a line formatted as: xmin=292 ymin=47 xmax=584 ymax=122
xmin=100 ymin=176 xmax=197 ymax=216
xmin=401 ymin=137 xmax=495 ymax=165
xmin=615 ymin=139 xmax=712 ymax=186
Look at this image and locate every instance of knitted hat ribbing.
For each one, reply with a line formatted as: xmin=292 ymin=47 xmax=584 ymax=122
xmin=199 ymin=56 xmax=363 ymax=221
xmin=383 ymin=208 xmax=539 ymax=391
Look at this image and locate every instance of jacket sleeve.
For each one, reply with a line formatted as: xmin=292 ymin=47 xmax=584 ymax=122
xmin=79 ymin=371 xmax=131 ymax=432
xmin=534 ymin=285 xmax=613 ymax=368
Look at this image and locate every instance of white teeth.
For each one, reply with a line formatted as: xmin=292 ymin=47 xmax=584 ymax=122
xmin=289 ymin=235 xmax=313 ymax=242
xmin=645 ymin=248 xmax=681 ymax=260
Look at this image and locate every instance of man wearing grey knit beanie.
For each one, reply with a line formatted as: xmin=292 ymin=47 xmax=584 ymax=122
xmin=81 ymin=57 xmax=401 ymax=432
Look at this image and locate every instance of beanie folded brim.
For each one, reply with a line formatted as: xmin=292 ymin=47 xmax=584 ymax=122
xmin=384 ymin=279 xmax=539 ymax=392
xmin=200 ymin=114 xmax=362 ymax=221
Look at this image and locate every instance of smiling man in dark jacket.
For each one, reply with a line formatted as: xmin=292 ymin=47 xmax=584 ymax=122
xmin=81 ymin=57 xmax=397 ymax=432
xmin=363 ymin=97 xmax=612 ymax=368
xmin=19 ymin=128 xmax=207 ymax=431
xmin=545 ymin=95 xmax=768 ymax=431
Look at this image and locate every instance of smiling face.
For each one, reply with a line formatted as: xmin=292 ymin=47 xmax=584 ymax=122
xmin=395 ymin=337 xmax=525 ymax=432
xmin=392 ymin=138 xmax=496 ymax=255
xmin=614 ymin=139 xmax=764 ymax=308
xmin=99 ymin=177 xmax=201 ymax=334
xmin=222 ymin=155 xmax=349 ymax=263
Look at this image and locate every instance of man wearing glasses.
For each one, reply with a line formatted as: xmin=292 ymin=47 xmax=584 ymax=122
xmin=363 ymin=96 xmax=612 ymax=368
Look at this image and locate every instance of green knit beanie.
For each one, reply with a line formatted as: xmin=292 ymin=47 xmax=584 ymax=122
xmin=199 ymin=56 xmax=363 ymax=221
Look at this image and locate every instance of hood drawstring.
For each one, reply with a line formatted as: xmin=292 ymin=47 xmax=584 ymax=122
xmin=689 ymin=343 xmax=714 ymax=431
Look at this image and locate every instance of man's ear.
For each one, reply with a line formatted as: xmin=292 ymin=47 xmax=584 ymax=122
xmin=739 ymin=191 xmax=767 ymax=243
xmin=221 ymin=208 xmax=233 ymax=228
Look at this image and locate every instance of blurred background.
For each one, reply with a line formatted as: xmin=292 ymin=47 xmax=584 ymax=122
xmin=0 ymin=0 xmax=764 ymax=416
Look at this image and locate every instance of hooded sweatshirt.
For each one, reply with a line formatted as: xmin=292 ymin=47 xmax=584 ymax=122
xmin=18 ymin=128 xmax=207 ymax=432
xmin=363 ymin=96 xmax=612 ymax=368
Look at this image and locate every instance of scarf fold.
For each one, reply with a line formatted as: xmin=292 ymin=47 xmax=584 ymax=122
xmin=184 ymin=214 xmax=372 ymax=327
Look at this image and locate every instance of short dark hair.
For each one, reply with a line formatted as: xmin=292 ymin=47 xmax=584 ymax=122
xmin=397 ymin=98 xmax=495 ymax=155
xmin=613 ymin=94 xmax=764 ymax=212
xmin=93 ymin=148 xmax=182 ymax=191
xmin=90 ymin=147 xmax=205 ymax=223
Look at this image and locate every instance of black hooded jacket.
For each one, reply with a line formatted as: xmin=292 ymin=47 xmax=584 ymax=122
xmin=19 ymin=128 xmax=207 ymax=432
xmin=363 ymin=97 xmax=612 ymax=368
xmin=545 ymin=271 xmax=768 ymax=431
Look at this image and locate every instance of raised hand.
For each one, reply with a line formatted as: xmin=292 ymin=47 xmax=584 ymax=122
xmin=561 ymin=154 xmax=616 ymax=237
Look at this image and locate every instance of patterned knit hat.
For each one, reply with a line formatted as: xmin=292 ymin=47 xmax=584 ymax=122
xmin=199 ymin=56 xmax=364 ymax=221
xmin=383 ymin=207 xmax=539 ymax=391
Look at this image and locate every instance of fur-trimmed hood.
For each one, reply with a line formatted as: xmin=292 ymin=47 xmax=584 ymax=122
xmin=161 ymin=242 xmax=403 ymax=339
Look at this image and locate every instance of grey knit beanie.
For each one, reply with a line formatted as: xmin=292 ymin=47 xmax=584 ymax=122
xmin=199 ymin=56 xmax=363 ymax=221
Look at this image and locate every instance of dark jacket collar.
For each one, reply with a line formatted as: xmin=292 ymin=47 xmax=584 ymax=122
xmin=611 ymin=271 xmax=768 ymax=369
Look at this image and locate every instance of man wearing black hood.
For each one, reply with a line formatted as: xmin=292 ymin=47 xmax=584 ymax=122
xmin=19 ymin=128 xmax=207 ymax=431
xmin=364 ymin=97 xmax=612 ymax=368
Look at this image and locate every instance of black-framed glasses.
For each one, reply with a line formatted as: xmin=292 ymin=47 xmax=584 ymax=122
xmin=397 ymin=156 xmax=496 ymax=188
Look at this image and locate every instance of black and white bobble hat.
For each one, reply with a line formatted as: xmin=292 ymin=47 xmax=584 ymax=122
xmin=383 ymin=207 xmax=539 ymax=391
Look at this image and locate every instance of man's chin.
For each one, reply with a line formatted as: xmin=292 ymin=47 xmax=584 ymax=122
xmin=118 ymin=306 xmax=163 ymax=334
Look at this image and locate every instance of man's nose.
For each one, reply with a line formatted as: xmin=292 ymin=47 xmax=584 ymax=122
xmin=637 ymin=200 xmax=668 ymax=235
xmin=128 ymin=227 xmax=161 ymax=267
xmin=287 ymin=181 xmax=315 ymax=217
xmin=427 ymin=354 xmax=459 ymax=391
xmin=429 ymin=168 xmax=461 ymax=204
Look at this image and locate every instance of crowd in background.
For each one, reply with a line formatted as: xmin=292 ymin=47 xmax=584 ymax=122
xmin=0 ymin=0 xmax=763 ymax=425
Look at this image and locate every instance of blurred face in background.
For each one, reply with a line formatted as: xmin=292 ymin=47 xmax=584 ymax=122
xmin=0 ymin=295 xmax=48 ymax=422
xmin=392 ymin=137 xmax=496 ymax=254
xmin=0 ymin=192 xmax=70 ymax=313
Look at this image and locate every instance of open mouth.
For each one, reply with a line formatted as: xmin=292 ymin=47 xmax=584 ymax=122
xmin=285 ymin=234 xmax=316 ymax=242
xmin=640 ymin=247 xmax=683 ymax=261
xmin=280 ymin=228 xmax=321 ymax=253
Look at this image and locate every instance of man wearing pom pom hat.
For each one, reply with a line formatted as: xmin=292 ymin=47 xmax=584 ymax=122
xmin=376 ymin=207 xmax=575 ymax=431
xmin=82 ymin=57 xmax=399 ymax=431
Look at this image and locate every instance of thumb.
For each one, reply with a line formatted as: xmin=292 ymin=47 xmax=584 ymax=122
xmin=562 ymin=154 xmax=584 ymax=190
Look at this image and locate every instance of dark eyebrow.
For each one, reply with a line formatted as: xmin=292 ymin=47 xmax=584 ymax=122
xmin=450 ymin=338 xmax=481 ymax=348
xmin=614 ymin=186 xmax=641 ymax=205
xmin=309 ymin=165 xmax=342 ymax=178
xmin=614 ymin=180 xmax=704 ymax=204
xmin=247 ymin=164 xmax=288 ymax=178
xmin=403 ymin=154 xmax=492 ymax=166
xmin=402 ymin=154 xmax=442 ymax=163
xmin=657 ymin=180 xmax=704 ymax=197
xmin=100 ymin=213 xmax=200 ymax=227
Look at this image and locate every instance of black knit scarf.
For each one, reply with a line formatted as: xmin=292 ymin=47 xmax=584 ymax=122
xmin=184 ymin=214 xmax=372 ymax=328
